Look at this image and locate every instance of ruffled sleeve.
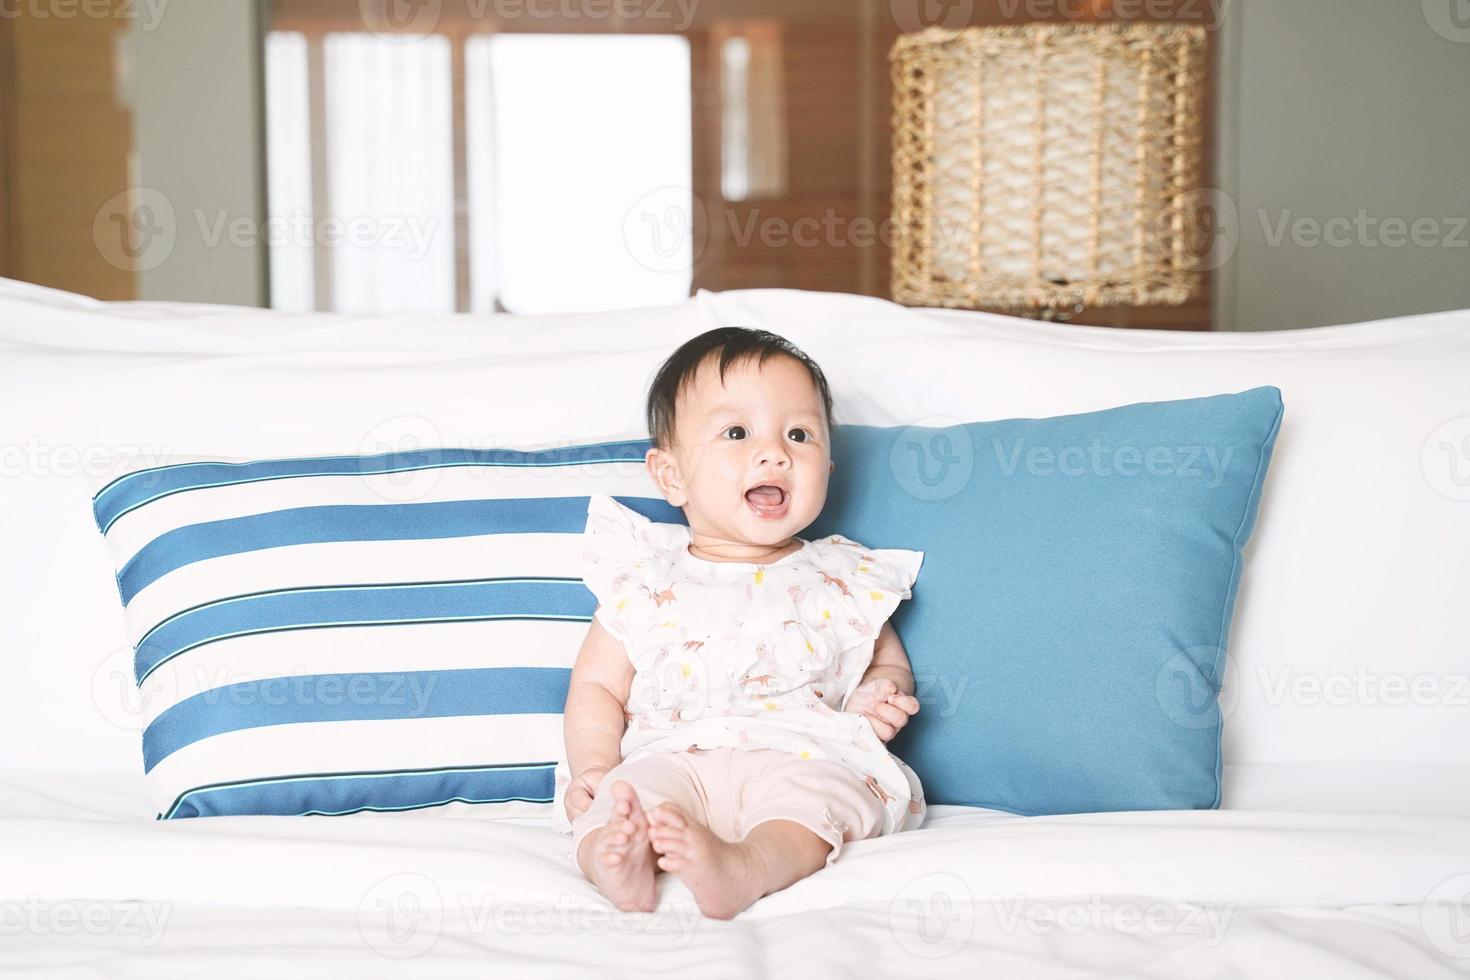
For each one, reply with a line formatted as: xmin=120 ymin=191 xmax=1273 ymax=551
xmin=581 ymin=492 xmax=658 ymax=650
xmin=805 ymin=533 xmax=924 ymax=656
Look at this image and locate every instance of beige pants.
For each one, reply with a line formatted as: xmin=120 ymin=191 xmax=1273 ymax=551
xmin=569 ymin=747 xmax=889 ymax=872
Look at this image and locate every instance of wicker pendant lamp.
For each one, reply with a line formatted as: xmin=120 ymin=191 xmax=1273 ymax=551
xmin=890 ymin=23 xmax=1210 ymax=320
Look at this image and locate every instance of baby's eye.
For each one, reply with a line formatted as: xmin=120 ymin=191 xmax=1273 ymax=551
xmin=723 ymin=425 xmax=747 ymax=440
xmin=788 ymin=427 xmax=812 ymax=443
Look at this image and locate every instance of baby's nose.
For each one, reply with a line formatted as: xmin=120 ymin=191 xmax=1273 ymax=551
xmin=757 ymin=443 xmax=790 ymax=466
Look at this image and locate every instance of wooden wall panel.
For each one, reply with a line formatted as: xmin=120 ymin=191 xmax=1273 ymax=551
xmin=5 ymin=3 xmax=135 ymax=299
xmin=0 ymin=15 xmax=14 ymax=280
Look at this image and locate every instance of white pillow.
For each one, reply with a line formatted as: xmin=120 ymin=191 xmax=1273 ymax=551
xmin=87 ymin=445 xmax=670 ymax=818
xmin=3 ymin=277 xmax=1466 ymax=815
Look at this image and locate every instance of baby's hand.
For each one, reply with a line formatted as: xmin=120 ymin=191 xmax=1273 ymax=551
xmin=844 ymin=677 xmax=920 ymax=742
xmin=565 ymin=764 xmax=611 ymax=822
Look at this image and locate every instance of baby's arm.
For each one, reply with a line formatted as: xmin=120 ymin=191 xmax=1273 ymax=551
xmin=859 ymin=621 xmax=916 ymax=696
xmin=844 ymin=621 xmax=921 ymax=742
xmin=563 ymin=613 xmax=636 ymax=815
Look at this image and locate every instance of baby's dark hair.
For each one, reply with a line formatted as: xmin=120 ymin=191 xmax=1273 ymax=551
xmin=646 ymin=327 xmax=835 ymax=451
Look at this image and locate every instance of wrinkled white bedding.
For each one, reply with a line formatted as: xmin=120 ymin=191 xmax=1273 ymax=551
xmin=4 ymin=278 xmax=1469 ymax=976
xmin=3 ymin=777 xmax=1468 ymax=978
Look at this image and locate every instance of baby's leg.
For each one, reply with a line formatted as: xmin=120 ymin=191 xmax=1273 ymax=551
xmin=646 ymin=805 xmax=831 ymax=920
xmin=576 ymin=781 xmax=659 ymax=912
xmin=646 ymin=748 xmax=887 ymax=919
xmin=569 ymin=752 xmax=706 ymax=912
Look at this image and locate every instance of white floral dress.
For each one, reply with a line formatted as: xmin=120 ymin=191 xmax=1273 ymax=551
xmin=551 ymin=492 xmax=928 ymax=839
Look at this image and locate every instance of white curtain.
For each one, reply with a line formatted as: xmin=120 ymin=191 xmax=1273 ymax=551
xmin=263 ymin=31 xmax=314 ymax=312
xmin=323 ymin=33 xmax=456 ymax=315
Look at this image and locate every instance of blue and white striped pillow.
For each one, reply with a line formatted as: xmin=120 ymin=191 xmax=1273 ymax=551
xmin=90 ymin=443 xmax=677 ymax=820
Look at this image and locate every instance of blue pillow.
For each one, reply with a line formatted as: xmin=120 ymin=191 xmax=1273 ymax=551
xmin=806 ymin=387 xmax=1284 ymax=815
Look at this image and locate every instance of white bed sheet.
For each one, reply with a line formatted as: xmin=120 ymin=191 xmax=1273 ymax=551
xmin=3 ymin=777 xmax=1468 ymax=978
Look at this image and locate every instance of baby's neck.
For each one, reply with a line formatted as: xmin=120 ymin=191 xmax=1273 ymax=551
xmin=686 ymin=532 xmax=804 ymax=565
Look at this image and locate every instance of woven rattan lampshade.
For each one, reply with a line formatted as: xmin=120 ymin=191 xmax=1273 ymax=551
xmin=890 ymin=23 xmax=1209 ymax=313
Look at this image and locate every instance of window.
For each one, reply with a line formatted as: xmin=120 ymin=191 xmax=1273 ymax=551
xmin=719 ymin=23 xmax=787 ymax=202
xmin=466 ymin=34 xmax=692 ymax=314
xmin=264 ymin=30 xmax=691 ymax=315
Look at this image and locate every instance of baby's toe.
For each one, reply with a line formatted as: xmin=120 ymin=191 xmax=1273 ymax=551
xmin=647 ymin=821 xmax=677 ymax=851
xmin=647 ymin=812 xmax=687 ymax=856
xmin=609 ymin=780 xmax=639 ymax=815
xmin=649 ymin=802 xmax=687 ymax=828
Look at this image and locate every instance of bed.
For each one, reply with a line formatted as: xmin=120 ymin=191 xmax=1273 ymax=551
xmin=2 ymin=277 xmax=1467 ymax=978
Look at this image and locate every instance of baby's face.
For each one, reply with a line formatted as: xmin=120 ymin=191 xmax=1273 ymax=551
xmin=647 ymin=353 xmax=833 ymax=549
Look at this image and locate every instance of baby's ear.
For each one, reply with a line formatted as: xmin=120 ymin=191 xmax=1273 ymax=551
xmin=645 ymin=446 xmax=688 ymax=507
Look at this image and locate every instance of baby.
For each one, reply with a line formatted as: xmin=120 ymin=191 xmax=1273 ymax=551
xmin=553 ymin=326 xmax=926 ymax=919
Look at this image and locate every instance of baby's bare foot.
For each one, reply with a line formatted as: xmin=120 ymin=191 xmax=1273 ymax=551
xmin=646 ymin=802 xmax=765 ymax=920
xmin=583 ymin=780 xmax=658 ymax=912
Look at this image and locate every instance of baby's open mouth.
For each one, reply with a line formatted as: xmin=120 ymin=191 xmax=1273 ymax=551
xmin=744 ymin=484 xmax=789 ymax=519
